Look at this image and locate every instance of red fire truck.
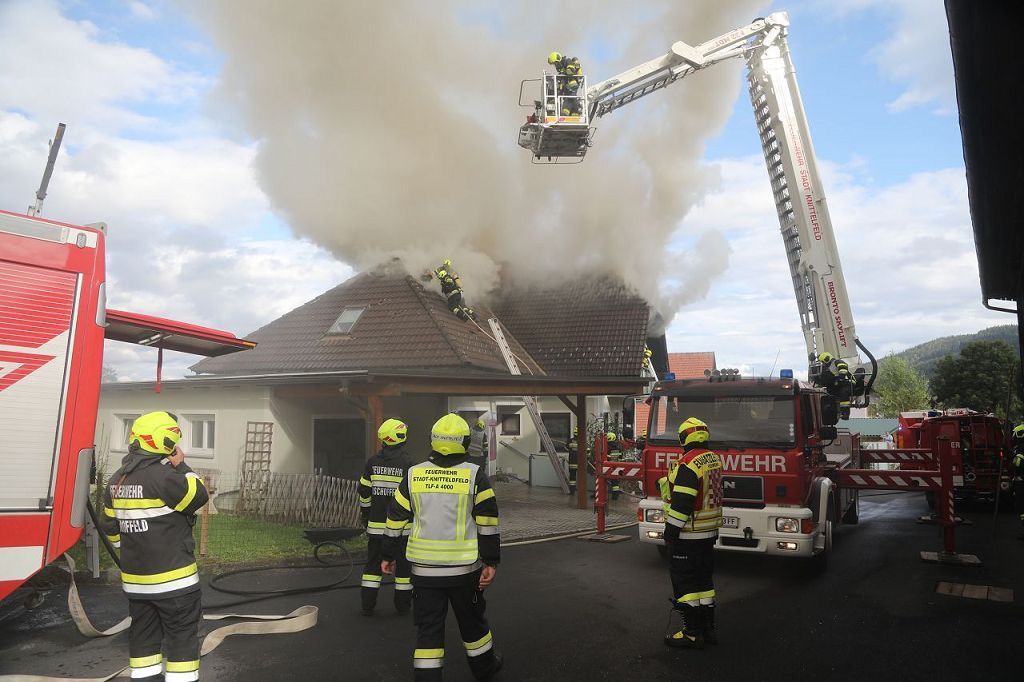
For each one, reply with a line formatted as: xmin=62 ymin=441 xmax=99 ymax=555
xmin=0 ymin=209 xmax=253 ymax=603
xmin=627 ymin=373 xmax=859 ymax=567
xmin=898 ymin=409 xmax=1010 ymax=505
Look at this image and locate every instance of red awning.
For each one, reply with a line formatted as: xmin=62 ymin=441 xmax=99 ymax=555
xmin=104 ymin=309 xmax=256 ymax=357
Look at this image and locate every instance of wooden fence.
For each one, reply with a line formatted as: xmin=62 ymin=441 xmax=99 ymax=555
xmin=237 ymin=472 xmax=362 ymax=528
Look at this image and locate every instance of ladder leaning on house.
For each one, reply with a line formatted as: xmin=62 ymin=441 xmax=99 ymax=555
xmin=487 ymin=318 xmax=571 ymax=493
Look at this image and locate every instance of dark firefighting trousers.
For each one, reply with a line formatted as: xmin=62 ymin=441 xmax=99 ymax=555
xmin=362 ymin=535 xmax=412 ymax=611
xmin=1014 ymin=477 xmax=1024 ymax=527
xmin=128 ymin=591 xmax=201 ymax=681
xmin=668 ymin=536 xmax=717 ymax=635
xmin=412 ymin=572 xmax=498 ymax=681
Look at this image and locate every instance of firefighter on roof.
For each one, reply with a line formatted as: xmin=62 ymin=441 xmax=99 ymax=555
xmin=660 ymin=416 xmax=723 ymax=649
xmin=357 ymin=418 xmax=413 ymax=615
xmin=98 ymin=411 xmax=209 ymax=682
xmin=433 ymin=260 xmax=477 ymax=322
xmin=382 ymin=414 xmax=503 ymax=681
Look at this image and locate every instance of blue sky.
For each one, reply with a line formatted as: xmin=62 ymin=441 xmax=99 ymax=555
xmin=0 ymin=0 xmax=1005 ymax=382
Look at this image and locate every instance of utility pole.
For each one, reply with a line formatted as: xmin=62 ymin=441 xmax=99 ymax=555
xmin=27 ymin=122 xmax=66 ymax=217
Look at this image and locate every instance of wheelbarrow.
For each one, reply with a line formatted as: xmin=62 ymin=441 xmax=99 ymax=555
xmin=303 ymin=527 xmax=363 ymax=567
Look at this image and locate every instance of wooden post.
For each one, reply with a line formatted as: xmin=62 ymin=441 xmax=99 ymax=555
xmin=575 ymin=394 xmax=588 ymax=510
xmin=199 ymin=476 xmax=210 ymax=557
xmin=366 ymin=394 xmax=384 ymax=459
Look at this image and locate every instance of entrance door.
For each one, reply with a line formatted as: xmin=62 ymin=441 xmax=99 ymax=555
xmin=313 ymin=418 xmax=366 ymax=480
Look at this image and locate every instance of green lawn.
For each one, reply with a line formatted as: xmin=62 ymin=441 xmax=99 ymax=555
xmin=70 ymin=512 xmax=367 ymax=573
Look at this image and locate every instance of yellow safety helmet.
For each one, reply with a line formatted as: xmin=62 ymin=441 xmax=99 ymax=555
xmin=378 ymin=418 xmax=408 ymax=446
xmin=442 ymin=259 xmax=453 ymax=268
xmin=437 ymin=268 xmax=448 ymax=279
xmin=678 ymin=417 xmax=710 ymax=446
xmin=129 ymin=411 xmax=182 ymax=455
xmin=431 ymin=413 xmax=471 ymax=455
xmin=548 ymin=51 xmax=562 ymax=64
xmin=606 ymin=432 xmax=617 ymax=443
xmin=1014 ymin=424 xmax=1024 ymax=438
xmin=818 ymin=352 xmax=834 ymax=363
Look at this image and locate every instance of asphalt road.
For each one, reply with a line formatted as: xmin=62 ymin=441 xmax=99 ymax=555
xmin=2 ymin=493 xmax=1021 ymax=681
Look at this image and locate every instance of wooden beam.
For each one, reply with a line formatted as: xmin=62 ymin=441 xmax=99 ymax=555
xmin=575 ymin=394 xmax=588 ymax=510
xmin=558 ymin=395 xmax=577 ymax=412
xmin=396 ymin=379 xmax=648 ymax=396
xmin=349 ymin=382 xmax=403 ymax=397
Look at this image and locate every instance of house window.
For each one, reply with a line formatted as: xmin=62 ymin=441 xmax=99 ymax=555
xmin=113 ymin=413 xmax=141 ymax=451
xmin=326 ymin=306 xmax=366 ymax=335
xmin=541 ymin=412 xmax=571 ymax=451
xmin=182 ymin=414 xmax=216 ymax=458
xmin=498 ymin=407 xmax=521 ymax=436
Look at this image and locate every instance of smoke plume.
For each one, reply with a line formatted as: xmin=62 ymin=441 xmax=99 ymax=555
xmin=189 ymin=0 xmax=766 ymax=324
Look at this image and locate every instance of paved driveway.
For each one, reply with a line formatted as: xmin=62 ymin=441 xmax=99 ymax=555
xmin=2 ymin=493 xmax=1020 ymax=681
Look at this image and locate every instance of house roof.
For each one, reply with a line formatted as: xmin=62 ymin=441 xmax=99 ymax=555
xmin=667 ymin=352 xmax=717 ymax=378
xmin=191 ymin=270 xmax=650 ymax=380
xmin=191 ymin=271 xmax=543 ymax=377
xmin=489 ymin=276 xmax=650 ymax=378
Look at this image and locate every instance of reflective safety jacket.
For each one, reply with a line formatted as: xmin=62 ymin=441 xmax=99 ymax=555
xmin=664 ymin=446 xmax=723 ymax=541
xmin=358 ymin=445 xmax=412 ymax=535
xmin=99 ymin=448 xmax=209 ymax=600
xmin=382 ymin=453 xmax=499 ymax=581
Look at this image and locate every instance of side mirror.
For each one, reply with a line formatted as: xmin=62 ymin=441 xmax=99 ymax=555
xmin=819 ymin=425 xmax=838 ymax=441
xmin=622 ymin=397 xmax=635 ymax=440
xmin=820 ymin=396 xmax=839 ymax=426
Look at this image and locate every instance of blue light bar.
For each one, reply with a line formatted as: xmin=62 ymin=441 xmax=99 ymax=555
xmin=662 ymin=372 xmax=676 ymax=381
xmin=779 ymin=369 xmax=794 ymax=378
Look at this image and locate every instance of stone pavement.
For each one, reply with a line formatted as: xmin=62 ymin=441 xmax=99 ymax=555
xmin=493 ymin=480 xmax=638 ymax=542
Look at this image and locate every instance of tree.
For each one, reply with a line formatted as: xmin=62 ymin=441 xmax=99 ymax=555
xmin=929 ymin=340 xmax=1021 ymax=419
xmin=101 ymin=365 xmax=118 ymax=383
xmin=870 ymin=354 xmax=929 ymax=417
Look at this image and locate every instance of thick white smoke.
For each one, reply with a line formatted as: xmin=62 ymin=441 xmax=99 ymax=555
xmin=189 ymin=0 xmax=767 ymax=324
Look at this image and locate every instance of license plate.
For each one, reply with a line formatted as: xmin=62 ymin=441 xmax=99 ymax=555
xmin=721 ymin=516 xmax=739 ymax=529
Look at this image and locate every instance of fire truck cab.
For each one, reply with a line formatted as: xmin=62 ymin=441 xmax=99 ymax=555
xmin=632 ymin=373 xmax=859 ymax=564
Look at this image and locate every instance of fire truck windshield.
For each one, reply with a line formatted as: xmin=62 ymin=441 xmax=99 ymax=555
xmin=647 ymin=395 xmax=795 ymax=447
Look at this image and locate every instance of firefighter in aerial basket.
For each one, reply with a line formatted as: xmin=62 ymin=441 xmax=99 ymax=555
xmin=381 ymin=414 xmax=503 ymax=681
xmin=660 ymin=416 xmax=723 ymax=649
xmin=357 ymin=418 xmax=413 ymax=615
xmin=98 ymin=411 xmax=209 ymax=682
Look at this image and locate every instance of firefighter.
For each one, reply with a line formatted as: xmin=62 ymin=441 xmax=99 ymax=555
xmin=643 ymin=346 xmax=654 ymax=373
xmin=468 ymin=414 xmax=489 ymax=470
xmin=607 ymin=432 xmax=623 ymax=501
xmin=433 ymin=260 xmax=477 ymax=322
xmin=662 ymin=417 xmax=723 ymax=649
xmin=547 ymin=51 xmax=582 ymax=115
xmin=381 ymin=414 xmax=503 ymax=681
xmin=566 ymin=426 xmax=580 ymax=494
xmin=1012 ymin=423 xmax=1024 ymax=536
xmin=98 ymin=412 xmax=209 ymax=682
xmin=357 ymin=418 xmax=414 ymax=615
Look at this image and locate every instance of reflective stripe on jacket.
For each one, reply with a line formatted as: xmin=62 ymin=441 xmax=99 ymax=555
xmin=665 ymin=448 xmax=723 ymax=540
xmin=383 ymin=454 xmax=500 ymax=577
xmin=98 ymin=448 xmax=209 ymax=599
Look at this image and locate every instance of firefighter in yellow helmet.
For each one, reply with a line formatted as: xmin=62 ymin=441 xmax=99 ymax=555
xmin=382 ymin=414 xmax=503 ymax=681
xmin=357 ymin=418 xmax=414 ymax=615
xmin=433 ymin=260 xmax=477 ymax=322
xmin=566 ymin=426 xmax=581 ymax=494
xmin=606 ymin=431 xmax=623 ymax=501
xmin=663 ymin=417 xmax=722 ymax=649
xmin=97 ymin=411 xmax=208 ymax=682
xmin=1012 ymin=423 xmax=1024 ymax=537
xmin=546 ymin=51 xmax=583 ymax=115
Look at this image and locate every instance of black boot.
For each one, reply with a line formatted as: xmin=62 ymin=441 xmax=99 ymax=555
xmin=703 ymin=605 xmax=718 ymax=645
xmin=664 ymin=603 xmax=704 ymax=649
xmin=360 ymin=587 xmax=377 ymax=616
xmin=394 ymin=590 xmax=412 ymax=614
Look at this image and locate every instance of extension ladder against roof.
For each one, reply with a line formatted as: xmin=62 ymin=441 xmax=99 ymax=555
xmin=487 ymin=318 xmax=571 ymax=493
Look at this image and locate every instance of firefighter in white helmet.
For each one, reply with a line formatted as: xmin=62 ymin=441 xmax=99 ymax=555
xmin=381 ymin=413 xmax=503 ymax=681
xmin=662 ymin=417 xmax=723 ymax=649
xmin=357 ymin=418 xmax=413 ymax=615
xmin=98 ymin=411 xmax=209 ymax=682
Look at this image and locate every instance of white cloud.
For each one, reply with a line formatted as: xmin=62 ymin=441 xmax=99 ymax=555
xmin=128 ymin=1 xmax=160 ymax=22
xmin=666 ymin=155 xmax=1005 ymax=377
xmin=822 ymin=0 xmax=956 ymax=114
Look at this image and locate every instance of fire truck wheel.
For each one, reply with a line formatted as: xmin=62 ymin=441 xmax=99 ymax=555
xmin=810 ymin=496 xmax=835 ymax=573
xmin=842 ymin=493 xmax=859 ymax=525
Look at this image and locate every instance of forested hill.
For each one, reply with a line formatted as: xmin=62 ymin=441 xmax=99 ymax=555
xmin=893 ymin=325 xmax=1019 ymax=378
